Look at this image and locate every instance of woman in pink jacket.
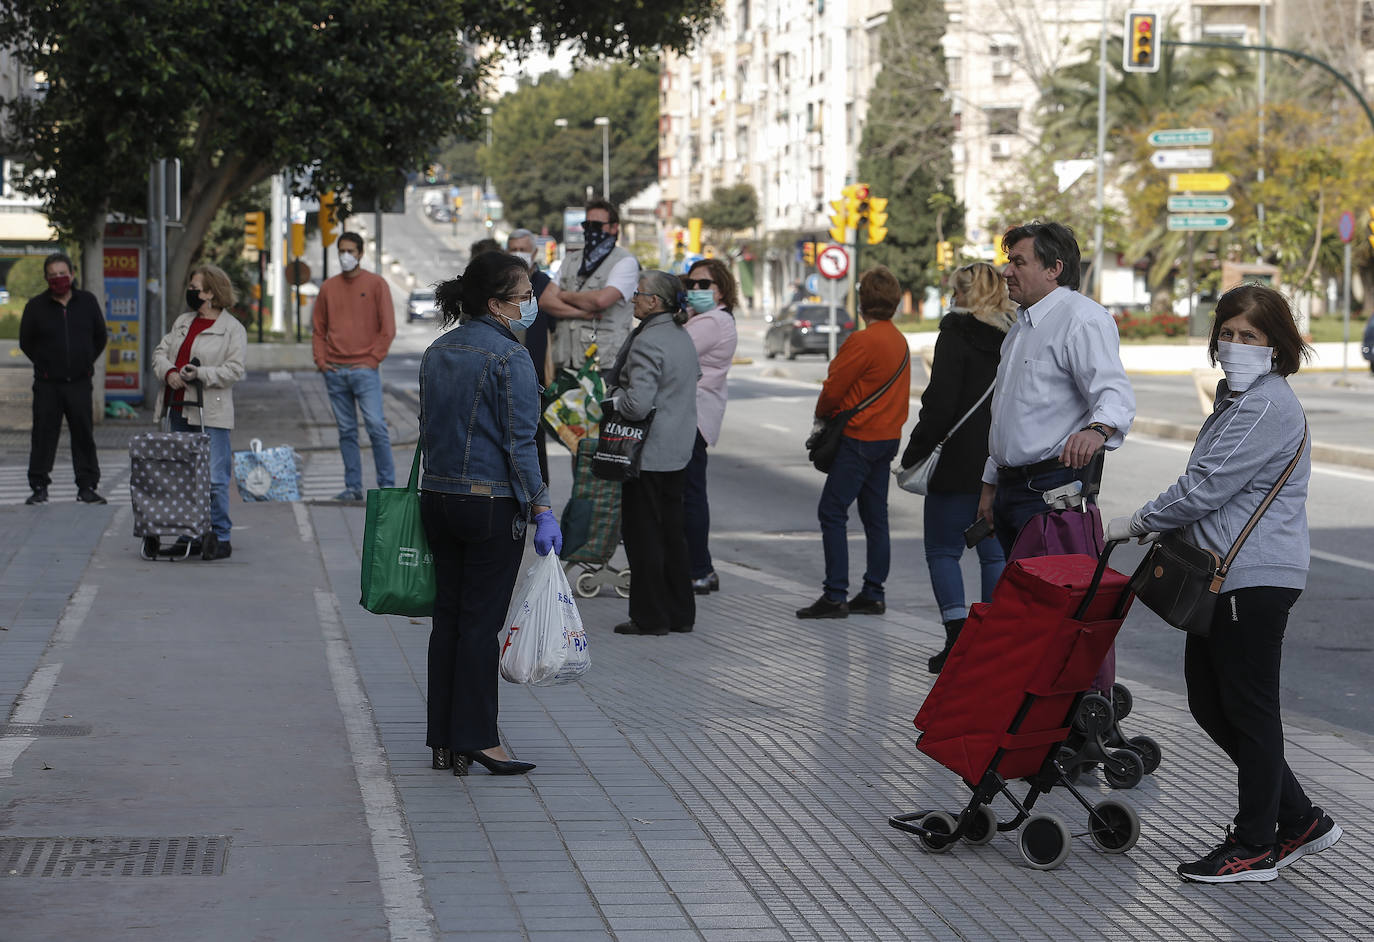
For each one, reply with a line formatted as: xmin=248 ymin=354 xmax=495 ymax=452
xmin=682 ymin=258 xmax=739 ymax=594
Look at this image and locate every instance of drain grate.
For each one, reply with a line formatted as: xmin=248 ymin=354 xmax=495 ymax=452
xmin=0 ymin=724 xmax=93 ymax=738
xmin=0 ymin=836 xmax=230 ymax=877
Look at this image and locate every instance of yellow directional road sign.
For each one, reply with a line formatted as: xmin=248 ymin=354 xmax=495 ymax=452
xmin=1168 ymin=172 xmax=1232 ymax=192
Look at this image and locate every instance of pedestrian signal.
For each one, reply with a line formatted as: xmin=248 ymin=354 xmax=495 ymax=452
xmin=802 ymin=242 xmax=816 ymax=265
xmin=243 ymin=211 xmax=265 ymax=251
xmin=1123 ymin=11 xmax=1159 ymax=73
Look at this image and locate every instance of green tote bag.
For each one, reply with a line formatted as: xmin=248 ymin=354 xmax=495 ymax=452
xmin=360 ymin=447 xmax=436 ymax=616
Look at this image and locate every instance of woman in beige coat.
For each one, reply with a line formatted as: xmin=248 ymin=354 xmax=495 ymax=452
xmin=152 ymin=264 xmax=247 ymax=560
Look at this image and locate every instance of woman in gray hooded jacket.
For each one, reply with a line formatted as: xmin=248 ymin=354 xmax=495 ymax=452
xmin=1107 ymin=284 xmax=1340 ymax=885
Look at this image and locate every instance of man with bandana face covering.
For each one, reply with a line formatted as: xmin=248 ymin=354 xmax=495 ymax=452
xmin=19 ymin=252 xmax=109 ymax=505
xmin=551 ymin=200 xmax=640 ymax=382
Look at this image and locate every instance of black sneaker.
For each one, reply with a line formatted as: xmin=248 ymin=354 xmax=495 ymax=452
xmin=1275 ymin=807 xmax=1342 ymax=870
xmin=1177 ymin=831 xmax=1277 ymax=884
xmin=613 ymin=620 xmax=668 ymax=636
xmin=76 ymin=487 xmax=107 ymax=504
xmin=848 ymin=595 xmax=886 ymax=615
xmin=24 ymin=487 xmax=48 ymax=505
xmin=796 ymin=596 xmax=848 ymax=619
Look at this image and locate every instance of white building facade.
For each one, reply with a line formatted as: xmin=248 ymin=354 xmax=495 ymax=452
xmin=660 ymin=0 xmax=1323 ymax=309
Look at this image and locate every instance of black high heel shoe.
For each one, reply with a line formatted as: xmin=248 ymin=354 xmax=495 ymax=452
xmin=459 ymin=750 xmax=535 ymax=776
xmin=432 ymin=748 xmax=452 ymax=770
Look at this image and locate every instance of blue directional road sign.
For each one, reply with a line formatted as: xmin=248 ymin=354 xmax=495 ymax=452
xmin=1148 ymin=128 xmax=1214 ymax=147
xmin=1167 ymin=215 xmax=1234 ymax=232
xmin=1167 ymin=195 xmax=1234 ymax=212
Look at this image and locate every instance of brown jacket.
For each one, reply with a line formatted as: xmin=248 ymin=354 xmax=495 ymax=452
xmin=311 ymin=269 xmax=396 ymax=370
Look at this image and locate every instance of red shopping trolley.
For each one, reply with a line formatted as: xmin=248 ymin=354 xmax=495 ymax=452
xmin=888 ymin=543 xmax=1144 ymax=869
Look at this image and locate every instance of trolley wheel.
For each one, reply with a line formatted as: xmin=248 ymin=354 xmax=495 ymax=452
xmin=1019 ymin=813 xmax=1071 ymax=870
xmin=573 ymin=570 xmax=600 ymax=599
xmin=1127 ymin=735 xmax=1162 ymax=775
xmin=1111 ymin=682 xmax=1134 ymax=721
xmin=1103 ymin=748 xmax=1145 ymax=790
xmin=963 ymin=804 xmax=998 ymax=846
xmin=917 ymin=811 xmax=957 ymax=853
xmin=1088 ymin=799 xmax=1140 ymax=854
xmin=1073 ymin=692 xmax=1114 ymax=736
xmin=613 ymin=568 xmax=631 ymax=599
xmin=140 ymin=536 xmax=159 ymax=561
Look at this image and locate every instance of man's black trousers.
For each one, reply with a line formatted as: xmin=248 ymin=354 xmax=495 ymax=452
xmin=28 ymin=377 xmax=100 ymax=490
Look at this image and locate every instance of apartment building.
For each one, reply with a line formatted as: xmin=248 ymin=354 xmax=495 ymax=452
xmin=660 ymin=0 xmax=1323 ymax=307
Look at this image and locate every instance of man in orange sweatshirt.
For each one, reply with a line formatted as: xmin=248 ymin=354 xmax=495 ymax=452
xmin=312 ymin=231 xmax=397 ymax=500
xmin=798 ymin=266 xmax=910 ymax=619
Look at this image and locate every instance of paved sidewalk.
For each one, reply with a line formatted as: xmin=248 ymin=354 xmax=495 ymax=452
xmin=2 ymin=368 xmax=1372 ymax=939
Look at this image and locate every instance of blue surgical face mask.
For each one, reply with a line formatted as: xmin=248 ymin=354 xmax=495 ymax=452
xmin=501 ymin=296 xmax=537 ymax=331
xmin=686 ymin=289 xmax=716 ymax=314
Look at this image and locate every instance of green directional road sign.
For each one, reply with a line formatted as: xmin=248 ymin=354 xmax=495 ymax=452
xmin=1167 ymin=195 xmax=1235 ymax=212
xmin=1167 ymin=214 xmax=1234 ymax=232
xmin=1148 ymin=128 xmax=1214 ymax=147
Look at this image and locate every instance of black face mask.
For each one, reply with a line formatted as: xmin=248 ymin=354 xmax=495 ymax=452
xmin=187 ymin=288 xmax=203 ymax=311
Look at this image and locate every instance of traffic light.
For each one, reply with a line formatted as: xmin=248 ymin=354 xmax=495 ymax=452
xmin=802 ymin=241 xmax=816 ymax=265
xmin=319 ymin=192 xmax=338 ymax=248
xmin=1368 ymin=207 xmax=1374 ymax=252
xmin=545 ymin=240 xmax=558 ymax=265
xmin=243 ymin=211 xmax=265 ymax=251
xmin=687 ymin=217 xmax=703 ymax=253
xmin=993 ymin=238 xmax=1009 ymax=266
xmin=290 ymin=222 xmax=306 ymax=259
xmin=1123 ymin=11 xmax=1159 ymax=73
xmin=936 ymin=240 xmax=953 ymax=271
xmin=827 ymin=200 xmax=850 ymax=244
xmin=866 ymin=197 xmax=889 ymax=245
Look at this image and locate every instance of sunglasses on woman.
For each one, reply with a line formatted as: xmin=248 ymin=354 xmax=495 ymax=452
xmin=684 ymin=279 xmax=714 ymax=290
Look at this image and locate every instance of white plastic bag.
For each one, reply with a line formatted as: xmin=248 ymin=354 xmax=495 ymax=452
xmin=499 ymin=553 xmax=591 ymax=686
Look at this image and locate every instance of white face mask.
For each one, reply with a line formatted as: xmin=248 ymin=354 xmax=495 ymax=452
xmin=510 ymin=250 xmax=534 ymax=267
xmin=339 ymin=250 xmax=360 ymax=273
xmin=1216 ymin=340 xmax=1274 ymax=392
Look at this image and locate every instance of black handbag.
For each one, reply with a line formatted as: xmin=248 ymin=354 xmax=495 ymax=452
xmin=1128 ymin=425 xmax=1307 ymax=636
xmin=591 ymin=402 xmax=655 ymax=481
xmin=806 ymin=348 xmax=910 ymax=473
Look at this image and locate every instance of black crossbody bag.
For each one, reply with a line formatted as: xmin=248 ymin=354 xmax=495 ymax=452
xmin=1128 ymin=424 xmax=1307 ymax=636
xmin=805 ymin=349 xmax=910 ymax=473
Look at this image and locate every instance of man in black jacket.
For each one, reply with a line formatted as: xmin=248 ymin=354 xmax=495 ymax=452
xmin=18 ymin=252 xmax=109 ymax=505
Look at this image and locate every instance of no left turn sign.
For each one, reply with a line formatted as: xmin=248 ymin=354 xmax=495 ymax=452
xmin=818 ymin=245 xmax=849 ymax=280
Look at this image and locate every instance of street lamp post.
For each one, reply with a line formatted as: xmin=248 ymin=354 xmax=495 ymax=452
xmin=481 ymin=106 xmax=493 ymax=202
xmin=594 ymin=117 xmax=610 ymax=199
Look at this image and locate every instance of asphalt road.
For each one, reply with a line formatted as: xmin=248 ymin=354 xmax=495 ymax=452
xmin=377 ymin=204 xmax=1374 ymax=744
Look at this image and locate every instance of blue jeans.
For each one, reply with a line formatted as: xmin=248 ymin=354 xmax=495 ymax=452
xmin=324 ymin=366 xmax=395 ymax=491
xmin=993 ymin=463 xmax=1095 ymax=557
xmin=818 ymin=436 xmax=898 ymax=602
xmin=168 ymin=414 xmax=232 ymax=542
xmin=923 ymin=491 xmax=1005 ymax=622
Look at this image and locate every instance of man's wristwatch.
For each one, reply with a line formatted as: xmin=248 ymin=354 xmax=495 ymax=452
xmin=1082 ymin=422 xmax=1111 ymax=441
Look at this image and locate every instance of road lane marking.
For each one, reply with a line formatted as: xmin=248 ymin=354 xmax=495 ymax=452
xmin=292 ymin=500 xmax=313 ymax=542
xmin=1311 ymin=549 xmax=1374 ymax=573
xmin=761 ymin=423 xmax=791 ymax=433
xmin=1 ymin=586 xmax=98 ymax=777
xmin=315 ymin=587 xmax=437 ymax=941
xmin=1135 ymin=434 xmax=1374 ymax=480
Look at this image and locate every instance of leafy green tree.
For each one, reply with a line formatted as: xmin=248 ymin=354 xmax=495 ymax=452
xmin=855 ymin=0 xmax=962 ymax=290
xmin=484 ymin=62 xmax=661 ymax=237
xmin=0 ymin=0 xmax=713 ymax=297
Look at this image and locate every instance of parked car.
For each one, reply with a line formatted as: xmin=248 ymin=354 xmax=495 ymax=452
xmin=0 ymin=286 xmax=9 ymax=305
xmin=1362 ymin=315 xmax=1374 ymax=373
xmin=763 ymin=303 xmax=855 ymax=359
xmin=407 ymin=288 xmax=437 ymax=323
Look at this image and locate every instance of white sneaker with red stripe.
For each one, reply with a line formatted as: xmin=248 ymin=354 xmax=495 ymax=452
xmin=1177 ymin=830 xmax=1277 ymax=883
xmin=1275 ymin=806 xmax=1342 ymax=870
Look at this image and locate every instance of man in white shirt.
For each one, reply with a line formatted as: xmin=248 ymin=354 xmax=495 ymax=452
xmin=550 ymin=200 xmax=640 ymax=380
xmin=975 ymin=221 xmax=1136 ymax=554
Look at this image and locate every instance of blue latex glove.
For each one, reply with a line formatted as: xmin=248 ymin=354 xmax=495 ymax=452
xmin=533 ymin=510 xmax=562 ymax=556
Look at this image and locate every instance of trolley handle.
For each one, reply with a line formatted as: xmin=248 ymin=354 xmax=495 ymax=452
xmin=1072 ymin=539 xmax=1132 ymax=622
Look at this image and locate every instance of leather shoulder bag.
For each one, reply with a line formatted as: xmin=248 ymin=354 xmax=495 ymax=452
xmin=806 ymin=348 xmax=910 ymax=473
xmin=1128 ymin=424 xmax=1307 ymax=636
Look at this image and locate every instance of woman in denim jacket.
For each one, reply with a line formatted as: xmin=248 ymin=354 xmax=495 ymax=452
xmin=1108 ymin=285 xmax=1340 ymax=883
xmin=419 ymin=251 xmax=563 ymax=778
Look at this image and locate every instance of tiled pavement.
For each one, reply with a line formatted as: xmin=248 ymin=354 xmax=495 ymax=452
xmin=314 ymin=492 xmax=1374 ymax=941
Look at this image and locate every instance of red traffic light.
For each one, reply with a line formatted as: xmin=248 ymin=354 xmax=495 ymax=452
xmin=854 ymin=184 xmax=870 ymax=201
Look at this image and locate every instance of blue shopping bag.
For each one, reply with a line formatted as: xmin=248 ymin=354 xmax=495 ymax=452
xmin=232 ymin=438 xmax=303 ymax=501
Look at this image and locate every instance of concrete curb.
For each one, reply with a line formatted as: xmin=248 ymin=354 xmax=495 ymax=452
xmin=1134 ymin=415 xmax=1374 ymax=472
